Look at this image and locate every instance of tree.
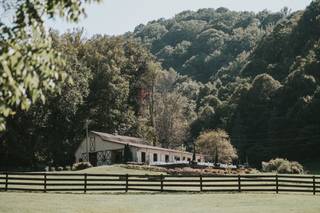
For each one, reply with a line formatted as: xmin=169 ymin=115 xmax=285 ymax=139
xmin=138 ymin=61 xmax=162 ymax=145
xmin=82 ymin=36 xmax=157 ymax=135
xmin=0 ymin=0 xmax=100 ymax=130
xmin=0 ymin=30 xmax=92 ymax=168
xmin=156 ymin=70 xmax=197 ymax=148
xmin=196 ymin=129 xmax=237 ymax=163
xmin=154 ymin=90 xmax=192 ymax=148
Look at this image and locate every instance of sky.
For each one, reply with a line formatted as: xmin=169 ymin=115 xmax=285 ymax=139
xmin=47 ymin=0 xmax=313 ymax=36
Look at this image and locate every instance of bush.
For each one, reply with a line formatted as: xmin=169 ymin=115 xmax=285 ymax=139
xmin=277 ymin=161 xmax=291 ymax=174
xmin=72 ymin=162 xmax=92 ymax=171
xmin=291 ymin=161 xmax=304 ymax=174
xmin=261 ymin=158 xmax=304 ymax=174
xmin=57 ymin=166 xmax=64 ymax=171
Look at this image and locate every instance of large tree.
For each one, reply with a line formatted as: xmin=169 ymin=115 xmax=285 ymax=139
xmin=196 ymin=129 xmax=237 ymax=163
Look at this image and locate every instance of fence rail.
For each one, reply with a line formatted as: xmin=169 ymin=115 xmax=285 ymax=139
xmin=0 ymin=172 xmax=319 ymax=194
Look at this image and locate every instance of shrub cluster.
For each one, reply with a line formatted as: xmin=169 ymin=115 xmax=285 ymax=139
xmin=47 ymin=166 xmax=72 ymax=172
xmin=72 ymin=162 xmax=92 ymax=171
xmin=121 ymin=164 xmax=256 ymax=175
xmin=262 ymin=158 xmax=304 ymax=174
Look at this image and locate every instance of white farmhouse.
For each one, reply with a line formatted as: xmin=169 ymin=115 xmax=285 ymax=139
xmin=75 ymin=131 xmax=204 ymax=166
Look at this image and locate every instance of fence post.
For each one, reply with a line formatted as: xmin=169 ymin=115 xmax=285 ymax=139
xmin=5 ymin=172 xmax=8 ymax=191
xmin=160 ymin=174 xmax=164 ymax=192
xmin=313 ymin=176 xmax=316 ymax=195
xmin=200 ymin=174 xmax=203 ymax=192
xmin=275 ymin=174 xmax=279 ymax=194
xmin=125 ymin=174 xmax=129 ymax=192
xmin=44 ymin=173 xmax=47 ymax=193
xmin=238 ymin=175 xmax=241 ymax=192
xmin=84 ymin=173 xmax=87 ymax=194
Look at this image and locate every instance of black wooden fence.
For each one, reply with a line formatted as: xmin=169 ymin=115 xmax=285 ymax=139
xmin=0 ymin=172 xmax=319 ymax=194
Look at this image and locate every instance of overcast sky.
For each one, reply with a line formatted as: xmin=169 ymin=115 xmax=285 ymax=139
xmin=47 ymin=0 xmax=313 ymax=36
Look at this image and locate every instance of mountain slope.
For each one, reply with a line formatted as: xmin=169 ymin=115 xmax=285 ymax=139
xmin=132 ymin=8 xmax=287 ymax=82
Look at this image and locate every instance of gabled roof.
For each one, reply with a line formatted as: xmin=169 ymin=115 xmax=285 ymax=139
xmin=91 ymin=131 xmax=194 ymax=155
xmin=91 ymin=131 xmax=146 ymax=145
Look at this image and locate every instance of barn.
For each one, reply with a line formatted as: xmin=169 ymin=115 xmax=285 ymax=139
xmin=75 ymin=131 xmax=204 ymax=166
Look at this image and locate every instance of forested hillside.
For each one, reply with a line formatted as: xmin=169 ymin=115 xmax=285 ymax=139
xmin=1 ymin=1 xmax=319 ymax=169
xmin=133 ymin=1 xmax=320 ymax=166
xmin=131 ymin=7 xmax=287 ymax=82
xmin=232 ymin=1 xmax=320 ymax=165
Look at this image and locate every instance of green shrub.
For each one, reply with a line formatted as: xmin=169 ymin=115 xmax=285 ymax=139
xmin=277 ymin=161 xmax=292 ymax=173
xmin=291 ymin=161 xmax=304 ymax=174
xmin=262 ymin=158 xmax=304 ymax=174
xmin=72 ymin=162 xmax=92 ymax=171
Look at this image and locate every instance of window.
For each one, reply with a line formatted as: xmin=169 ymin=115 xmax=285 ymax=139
xmin=153 ymin=153 xmax=158 ymax=162
xmin=89 ymin=136 xmax=95 ymax=152
xmin=165 ymin=155 xmax=169 ymax=162
xmin=187 ymin=158 xmax=191 ymax=162
xmin=182 ymin=157 xmax=186 ymax=161
xmin=141 ymin=152 xmax=146 ymax=163
xmin=174 ymin=156 xmax=180 ymax=161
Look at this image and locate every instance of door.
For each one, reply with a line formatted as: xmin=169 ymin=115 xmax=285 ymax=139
xmin=89 ymin=152 xmax=97 ymax=167
xmin=165 ymin=155 xmax=169 ymax=162
xmin=141 ymin=152 xmax=146 ymax=163
xmin=114 ymin=150 xmax=123 ymax=163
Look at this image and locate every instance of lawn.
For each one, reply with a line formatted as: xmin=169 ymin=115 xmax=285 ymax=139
xmin=1 ymin=165 xmax=319 ymax=193
xmin=73 ymin=165 xmax=165 ymax=175
xmin=0 ymin=192 xmax=319 ymax=213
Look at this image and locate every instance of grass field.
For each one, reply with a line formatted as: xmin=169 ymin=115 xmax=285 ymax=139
xmin=74 ymin=165 xmax=165 ymax=175
xmin=1 ymin=165 xmax=319 ymax=193
xmin=1 ymin=165 xmax=320 ymax=212
xmin=0 ymin=192 xmax=319 ymax=213
xmin=31 ymin=164 xmax=164 ymax=175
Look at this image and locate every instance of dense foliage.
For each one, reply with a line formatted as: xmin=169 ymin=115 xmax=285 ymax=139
xmin=1 ymin=1 xmax=320 ymax=170
xmin=196 ymin=129 xmax=237 ymax=164
xmin=230 ymin=1 xmax=320 ymax=166
xmin=131 ymin=7 xmax=288 ymax=82
xmin=133 ymin=2 xmax=320 ymax=167
xmin=0 ymin=0 xmax=100 ymax=130
xmin=262 ymin=158 xmax=304 ymax=174
xmin=0 ymin=32 xmax=162 ymax=169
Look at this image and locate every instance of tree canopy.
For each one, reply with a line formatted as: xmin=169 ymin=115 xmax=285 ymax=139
xmin=0 ymin=0 xmax=100 ymax=130
xmin=196 ymin=129 xmax=237 ymax=164
xmin=131 ymin=7 xmax=286 ymax=82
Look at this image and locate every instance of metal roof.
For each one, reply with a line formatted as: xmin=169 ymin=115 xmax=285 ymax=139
xmin=91 ymin=131 xmax=195 ymax=155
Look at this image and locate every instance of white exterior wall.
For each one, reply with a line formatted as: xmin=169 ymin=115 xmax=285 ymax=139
xmin=75 ymin=133 xmax=204 ymax=164
xmin=134 ymin=148 xmax=197 ymax=164
xmin=75 ymin=133 xmax=125 ymax=162
xmin=130 ymin=147 xmax=139 ymax=162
